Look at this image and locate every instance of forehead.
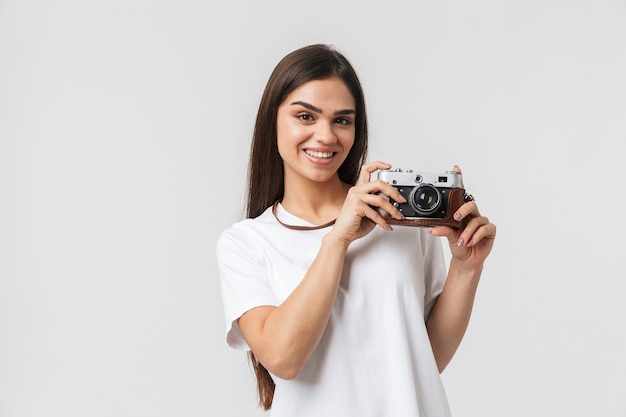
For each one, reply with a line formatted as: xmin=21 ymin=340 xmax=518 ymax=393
xmin=282 ymin=76 xmax=356 ymax=109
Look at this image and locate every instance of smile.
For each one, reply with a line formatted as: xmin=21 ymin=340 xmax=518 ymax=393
xmin=304 ymin=150 xmax=335 ymax=159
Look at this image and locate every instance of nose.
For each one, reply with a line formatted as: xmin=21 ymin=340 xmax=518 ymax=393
xmin=314 ymin=120 xmax=337 ymax=144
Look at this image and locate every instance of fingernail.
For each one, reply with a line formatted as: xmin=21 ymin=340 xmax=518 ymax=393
xmin=396 ymin=212 xmax=405 ymax=220
xmin=454 ymin=212 xmax=462 ymax=221
xmin=456 ymin=237 xmax=465 ymax=247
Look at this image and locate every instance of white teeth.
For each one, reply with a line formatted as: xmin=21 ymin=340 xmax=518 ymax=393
xmin=305 ymin=150 xmax=334 ymax=158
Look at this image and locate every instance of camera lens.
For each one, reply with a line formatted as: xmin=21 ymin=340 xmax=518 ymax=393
xmin=410 ymin=184 xmax=441 ymax=215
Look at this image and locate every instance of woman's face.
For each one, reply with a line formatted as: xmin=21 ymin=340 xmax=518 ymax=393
xmin=276 ymin=76 xmax=356 ymax=187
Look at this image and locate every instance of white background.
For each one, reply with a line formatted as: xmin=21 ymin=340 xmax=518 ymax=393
xmin=1 ymin=0 xmax=625 ymax=416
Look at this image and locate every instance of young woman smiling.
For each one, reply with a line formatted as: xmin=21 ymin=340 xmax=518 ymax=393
xmin=217 ymin=44 xmax=496 ymax=417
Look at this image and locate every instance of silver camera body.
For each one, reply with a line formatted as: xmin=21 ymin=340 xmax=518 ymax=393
xmin=376 ymin=169 xmax=463 ymax=220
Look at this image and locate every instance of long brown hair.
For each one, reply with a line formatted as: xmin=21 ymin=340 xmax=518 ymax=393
xmin=245 ymin=44 xmax=369 ymax=410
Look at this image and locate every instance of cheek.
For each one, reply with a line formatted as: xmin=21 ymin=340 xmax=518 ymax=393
xmin=277 ymin=120 xmax=308 ymax=148
xmin=339 ymin=129 xmax=356 ymax=150
xmin=276 ymin=123 xmax=299 ymax=160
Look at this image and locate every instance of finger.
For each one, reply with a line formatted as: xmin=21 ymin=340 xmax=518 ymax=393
xmin=456 ymin=216 xmax=491 ymax=247
xmin=348 ymin=192 xmax=405 ymax=221
xmin=354 ymin=179 xmax=407 ymax=205
xmin=452 ymin=200 xmax=481 ymax=222
xmin=466 ymin=220 xmax=496 ymax=247
xmin=429 ymin=225 xmax=459 ymax=240
xmin=452 ymin=165 xmax=464 ymax=188
xmin=360 ymin=204 xmax=395 ymax=231
xmin=356 ymin=161 xmax=392 ymax=185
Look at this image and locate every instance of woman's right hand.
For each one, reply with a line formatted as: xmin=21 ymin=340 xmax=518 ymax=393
xmin=328 ymin=161 xmax=407 ymax=245
xmin=238 ymin=161 xmax=405 ymax=379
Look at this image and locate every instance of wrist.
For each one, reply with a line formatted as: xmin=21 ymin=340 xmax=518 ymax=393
xmin=449 ymin=258 xmax=483 ymax=282
xmin=322 ymin=231 xmax=351 ymax=253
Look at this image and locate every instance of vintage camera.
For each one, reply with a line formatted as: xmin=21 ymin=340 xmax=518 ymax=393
xmin=376 ymin=169 xmax=467 ymax=228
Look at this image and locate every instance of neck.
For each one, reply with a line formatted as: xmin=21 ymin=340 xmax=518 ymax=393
xmin=281 ymin=176 xmax=350 ymax=225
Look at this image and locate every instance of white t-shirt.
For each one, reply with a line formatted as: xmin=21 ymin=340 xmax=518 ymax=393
xmin=216 ymin=203 xmax=452 ymax=417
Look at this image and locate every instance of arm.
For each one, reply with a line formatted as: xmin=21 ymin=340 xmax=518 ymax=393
xmin=238 ymin=162 xmax=406 ymax=380
xmin=425 ymin=260 xmax=482 ymax=372
xmin=238 ymin=233 xmax=349 ymax=380
xmin=426 ymin=166 xmax=497 ymax=373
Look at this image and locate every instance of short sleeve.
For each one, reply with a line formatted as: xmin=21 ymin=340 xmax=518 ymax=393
xmin=216 ymin=224 xmax=280 ymax=350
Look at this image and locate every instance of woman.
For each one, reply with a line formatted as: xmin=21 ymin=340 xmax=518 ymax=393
xmin=217 ymin=44 xmax=496 ymax=416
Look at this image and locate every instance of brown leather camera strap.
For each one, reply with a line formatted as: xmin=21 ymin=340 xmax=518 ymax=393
xmin=272 ymin=201 xmax=336 ymax=231
xmin=273 ymin=189 xmax=474 ymax=231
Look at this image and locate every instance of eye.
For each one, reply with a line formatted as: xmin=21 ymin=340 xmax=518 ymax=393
xmin=335 ymin=117 xmax=353 ymax=126
xmin=297 ymin=112 xmax=315 ymax=122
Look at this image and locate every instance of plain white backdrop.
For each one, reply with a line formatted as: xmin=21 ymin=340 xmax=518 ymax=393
xmin=1 ymin=0 xmax=625 ymax=416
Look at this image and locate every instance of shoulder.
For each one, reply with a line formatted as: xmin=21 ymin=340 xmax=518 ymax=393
xmin=216 ymin=206 xmax=276 ymax=254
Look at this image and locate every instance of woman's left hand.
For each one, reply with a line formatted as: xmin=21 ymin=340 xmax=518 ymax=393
xmin=429 ymin=165 xmax=497 ymax=270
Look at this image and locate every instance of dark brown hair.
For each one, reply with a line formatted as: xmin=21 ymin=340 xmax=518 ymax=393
xmin=244 ymin=44 xmax=369 ymax=410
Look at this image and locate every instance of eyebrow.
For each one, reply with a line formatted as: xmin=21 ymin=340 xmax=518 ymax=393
xmin=290 ymin=100 xmax=356 ymax=116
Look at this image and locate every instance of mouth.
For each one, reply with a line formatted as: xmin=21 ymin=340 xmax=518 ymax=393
xmin=304 ymin=149 xmax=335 ymax=159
